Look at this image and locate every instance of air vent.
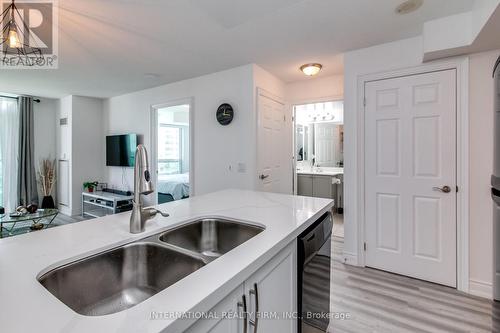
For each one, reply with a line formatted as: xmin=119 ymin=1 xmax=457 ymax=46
xmin=395 ymin=0 xmax=423 ymax=15
xmin=60 ymin=118 xmax=68 ymax=125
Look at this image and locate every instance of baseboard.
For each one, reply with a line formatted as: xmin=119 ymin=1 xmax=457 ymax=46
xmin=469 ymin=279 xmax=493 ymax=299
xmin=342 ymin=251 xmax=359 ymax=266
xmin=58 ymin=205 xmax=71 ymax=216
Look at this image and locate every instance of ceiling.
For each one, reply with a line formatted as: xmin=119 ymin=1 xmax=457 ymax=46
xmin=0 ymin=0 xmax=475 ymax=98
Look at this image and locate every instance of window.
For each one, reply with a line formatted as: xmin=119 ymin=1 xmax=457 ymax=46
xmin=158 ymin=125 xmax=182 ymax=175
xmin=0 ymin=97 xmax=19 ymax=211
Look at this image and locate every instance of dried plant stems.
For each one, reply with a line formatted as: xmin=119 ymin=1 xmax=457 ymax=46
xmin=37 ymin=158 xmax=56 ymax=197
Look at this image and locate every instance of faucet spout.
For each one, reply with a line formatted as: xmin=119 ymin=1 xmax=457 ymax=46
xmin=130 ymin=144 xmax=169 ymax=233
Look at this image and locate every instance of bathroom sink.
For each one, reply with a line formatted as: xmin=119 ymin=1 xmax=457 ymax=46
xmin=38 ymin=242 xmax=206 ymax=316
xmin=159 ymin=218 xmax=264 ymax=258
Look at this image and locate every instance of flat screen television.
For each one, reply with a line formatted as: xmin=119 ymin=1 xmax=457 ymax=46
xmin=106 ymin=134 xmax=138 ymax=167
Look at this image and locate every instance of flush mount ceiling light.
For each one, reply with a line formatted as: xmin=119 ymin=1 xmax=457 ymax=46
xmin=395 ymin=0 xmax=424 ymax=15
xmin=0 ymin=0 xmax=43 ymax=58
xmin=300 ymin=63 xmax=322 ymax=76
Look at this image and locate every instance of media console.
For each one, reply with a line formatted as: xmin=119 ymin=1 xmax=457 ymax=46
xmin=82 ymin=191 xmax=133 ymax=219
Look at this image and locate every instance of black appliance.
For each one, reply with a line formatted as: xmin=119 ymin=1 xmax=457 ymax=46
xmin=493 ymin=55 xmax=500 ymax=301
xmin=297 ymin=211 xmax=333 ymax=332
xmin=106 ymin=134 xmax=138 ymax=167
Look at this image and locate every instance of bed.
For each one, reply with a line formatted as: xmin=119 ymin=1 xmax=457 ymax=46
xmin=157 ymin=173 xmax=190 ymax=203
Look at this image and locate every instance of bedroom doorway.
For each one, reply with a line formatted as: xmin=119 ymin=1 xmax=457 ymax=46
xmin=151 ymin=100 xmax=193 ymax=204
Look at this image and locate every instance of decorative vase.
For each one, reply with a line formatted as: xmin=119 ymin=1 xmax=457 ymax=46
xmin=88 ymin=187 xmax=94 ymax=193
xmin=41 ymin=196 xmax=55 ymax=209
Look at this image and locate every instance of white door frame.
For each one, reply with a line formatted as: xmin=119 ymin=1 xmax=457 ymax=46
xmin=290 ymin=95 xmax=344 ymax=195
xmin=150 ymin=97 xmax=195 ymax=204
xmin=355 ymin=58 xmax=470 ymax=292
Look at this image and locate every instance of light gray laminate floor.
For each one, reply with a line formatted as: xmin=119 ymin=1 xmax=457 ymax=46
xmin=332 ymin=214 xmax=344 ymax=238
xmin=329 ymin=238 xmax=495 ymax=333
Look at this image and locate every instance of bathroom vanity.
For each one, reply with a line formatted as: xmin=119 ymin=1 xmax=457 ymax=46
xmin=0 ymin=190 xmax=333 ymax=333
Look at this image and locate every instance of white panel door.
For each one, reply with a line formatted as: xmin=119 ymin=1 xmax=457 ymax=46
xmin=257 ymin=90 xmax=288 ymax=193
xmin=314 ymin=123 xmax=337 ymax=167
xmin=365 ymin=69 xmax=457 ymax=287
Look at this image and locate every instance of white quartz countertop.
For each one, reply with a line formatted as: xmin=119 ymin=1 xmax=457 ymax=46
xmin=0 ymin=189 xmax=333 ymax=333
xmin=297 ymin=167 xmax=344 ymax=176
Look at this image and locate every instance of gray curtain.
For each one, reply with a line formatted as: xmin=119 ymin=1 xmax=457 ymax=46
xmin=18 ymin=96 xmax=38 ymax=206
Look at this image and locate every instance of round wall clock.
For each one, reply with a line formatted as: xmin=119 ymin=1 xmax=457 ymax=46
xmin=216 ymin=103 xmax=234 ymax=126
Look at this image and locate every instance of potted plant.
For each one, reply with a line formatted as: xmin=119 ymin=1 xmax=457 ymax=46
xmin=37 ymin=158 xmax=56 ymax=209
xmin=83 ymin=181 xmax=99 ymax=193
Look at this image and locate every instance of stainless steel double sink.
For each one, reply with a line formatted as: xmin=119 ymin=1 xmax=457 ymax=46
xmin=38 ymin=217 xmax=264 ymax=316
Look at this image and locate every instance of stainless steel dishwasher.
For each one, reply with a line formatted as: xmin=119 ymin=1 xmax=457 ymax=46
xmin=297 ymin=211 xmax=333 ymax=333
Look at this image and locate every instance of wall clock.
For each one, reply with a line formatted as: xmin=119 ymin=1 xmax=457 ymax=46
xmin=216 ymin=103 xmax=234 ymax=126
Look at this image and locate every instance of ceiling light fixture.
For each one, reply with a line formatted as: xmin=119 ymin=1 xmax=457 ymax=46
xmin=300 ymin=63 xmax=322 ymax=76
xmin=395 ymin=0 xmax=424 ymax=15
xmin=1 ymin=0 xmax=43 ymax=58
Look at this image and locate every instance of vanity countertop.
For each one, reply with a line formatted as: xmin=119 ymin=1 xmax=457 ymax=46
xmin=0 ymin=189 xmax=333 ymax=333
xmin=297 ymin=167 xmax=344 ymax=176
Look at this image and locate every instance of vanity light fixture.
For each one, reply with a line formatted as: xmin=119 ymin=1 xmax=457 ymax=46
xmin=300 ymin=63 xmax=322 ymax=76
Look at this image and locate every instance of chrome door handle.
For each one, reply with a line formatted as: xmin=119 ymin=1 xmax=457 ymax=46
xmin=259 ymin=174 xmax=269 ymax=180
xmin=433 ymin=186 xmax=451 ymax=193
xmin=249 ymin=283 xmax=259 ymax=333
xmin=237 ymin=295 xmax=248 ymax=333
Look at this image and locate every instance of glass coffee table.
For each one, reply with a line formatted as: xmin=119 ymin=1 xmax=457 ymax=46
xmin=0 ymin=209 xmax=58 ymax=238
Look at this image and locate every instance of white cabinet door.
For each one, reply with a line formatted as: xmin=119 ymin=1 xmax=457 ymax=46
xmin=364 ymin=69 xmax=457 ymax=287
xmin=58 ymin=160 xmax=70 ymax=206
xmin=186 ymin=284 xmax=246 ymax=333
xmin=245 ymin=242 xmax=296 ymax=333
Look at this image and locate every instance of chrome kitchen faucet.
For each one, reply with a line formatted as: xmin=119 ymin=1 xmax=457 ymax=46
xmin=130 ymin=144 xmax=169 ymax=233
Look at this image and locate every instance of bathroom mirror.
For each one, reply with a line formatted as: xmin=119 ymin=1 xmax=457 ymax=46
xmin=294 ymin=101 xmax=344 ymax=169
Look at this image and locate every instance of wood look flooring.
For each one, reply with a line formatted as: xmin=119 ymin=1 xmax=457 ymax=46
xmin=329 ymin=238 xmax=495 ymax=333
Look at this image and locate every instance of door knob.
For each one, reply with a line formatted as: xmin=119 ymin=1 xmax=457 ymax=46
xmin=433 ymin=186 xmax=451 ymax=193
xmin=259 ymin=174 xmax=269 ymax=180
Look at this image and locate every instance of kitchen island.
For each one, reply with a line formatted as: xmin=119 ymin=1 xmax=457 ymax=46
xmin=0 ymin=189 xmax=333 ymax=333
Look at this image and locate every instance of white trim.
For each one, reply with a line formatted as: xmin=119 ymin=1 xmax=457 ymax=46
xmin=150 ymin=97 xmax=195 ymax=204
xmin=288 ymin=94 xmax=344 ymax=106
xmin=257 ymin=87 xmax=285 ymax=105
xmin=469 ymin=279 xmax=493 ymax=299
xmin=354 ymin=57 xmax=470 ymax=293
xmin=342 ymin=251 xmax=359 ymax=266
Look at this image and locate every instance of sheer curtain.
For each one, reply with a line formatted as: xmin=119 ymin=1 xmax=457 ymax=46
xmin=0 ymin=97 xmax=19 ymax=212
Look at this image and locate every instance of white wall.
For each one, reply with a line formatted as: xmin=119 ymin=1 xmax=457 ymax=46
xmin=285 ymin=75 xmax=344 ymax=104
xmin=344 ymin=35 xmax=498 ymax=297
xmin=468 ymin=49 xmax=499 ymax=297
xmin=55 ymin=96 xmax=104 ymax=216
xmin=71 ymin=96 xmax=104 ymax=215
xmin=103 ymin=64 xmax=256 ymax=204
xmin=33 ymin=98 xmax=58 ymax=202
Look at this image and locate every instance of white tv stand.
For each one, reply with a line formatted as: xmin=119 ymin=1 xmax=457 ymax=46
xmin=82 ymin=191 xmax=133 ymax=218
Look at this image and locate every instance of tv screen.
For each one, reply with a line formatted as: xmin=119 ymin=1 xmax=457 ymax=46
xmin=106 ymin=134 xmax=138 ymax=167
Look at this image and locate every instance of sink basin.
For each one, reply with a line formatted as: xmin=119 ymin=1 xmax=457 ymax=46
xmin=38 ymin=242 xmax=206 ymax=316
xmin=38 ymin=217 xmax=264 ymax=316
xmin=159 ymin=218 xmax=264 ymax=258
